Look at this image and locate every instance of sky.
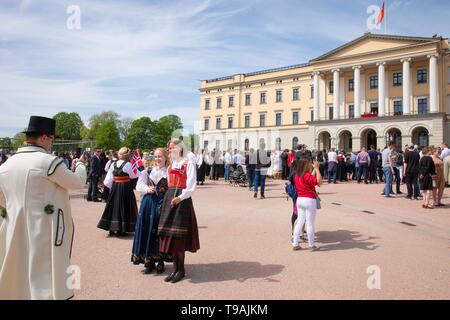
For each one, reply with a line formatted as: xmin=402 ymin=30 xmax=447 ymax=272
xmin=0 ymin=0 xmax=449 ymax=137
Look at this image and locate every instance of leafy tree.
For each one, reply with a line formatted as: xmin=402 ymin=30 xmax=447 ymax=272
xmin=124 ymin=117 xmax=154 ymax=151
xmin=119 ymin=117 xmax=133 ymax=141
xmin=53 ymin=112 xmax=83 ymax=140
xmin=12 ymin=132 xmax=26 ymax=150
xmin=94 ymin=120 xmax=121 ymax=151
xmin=152 ymin=115 xmax=183 ymax=147
xmin=0 ymin=137 xmax=12 ymax=149
xmin=87 ymin=111 xmax=121 ymax=140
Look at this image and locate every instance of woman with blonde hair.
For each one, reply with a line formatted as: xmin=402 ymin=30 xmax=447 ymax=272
xmin=132 ymin=148 xmax=171 ymax=274
xmin=97 ymin=147 xmax=139 ymax=236
xmin=157 ymin=139 xmax=200 ymax=283
xmin=431 ymin=147 xmax=445 ymax=207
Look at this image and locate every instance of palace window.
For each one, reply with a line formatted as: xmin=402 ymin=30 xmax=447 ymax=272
xmin=328 ymin=106 xmax=334 ymax=120
xmin=228 ymin=96 xmax=234 ymax=107
xmin=217 ymin=97 xmax=222 ymax=109
xmin=275 ymin=113 xmax=282 ymax=126
xmin=348 ymin=104 xmax=354 ymax=119
xmin=276 ymin=90 xmax=283 ymax=102
xmin=349 ymin=79 xmax=354 ymax=92
xmin=228 ymin=117 xmax=233 ymax=129
xmin=244 ymin=115 xmax=250 ymax=128
xmin=328 ymin=81 xmax=334 ymax=94
xmin=417 ymin=69 xmax=427 ymax=84
xmin=205 ymin=99 xmax=210 ymax=110
xmin=259 ymin=114 xmax=266 ymax=127
xmin=393 ymin=100 xmax=403 ymax=115
xmin=204 ymin=119 xmax=209 ymax=130
xmin=260 ymin=92 xmax=266 ymax=104
xmin=393 ymin=72 xmax=402 ymax=86
xmin=292 ymin=111 xmax=299 ymax=125
xmin=418 ymin=98 xmax=428 ymax=114
xmin=310 ymin=86 xmax=314 ymax=99
xmin=293 ymin=88 xmax=299 ymax=101
xmin=245 ymin=94 xmax=251 ymax=106
xmin=216 ymin=117 xmax=221 ymax=129
xmin=370 ymin=75 xmax=378 ymax=89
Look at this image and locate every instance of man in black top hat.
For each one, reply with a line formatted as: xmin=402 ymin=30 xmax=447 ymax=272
xmin=0 ymin=115 xmax=84 ymax=299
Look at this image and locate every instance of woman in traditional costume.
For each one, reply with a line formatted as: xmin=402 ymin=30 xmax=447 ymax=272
xmin=97 ymin=147 xmax=138 ymax=237
xmin=131 ymin=148 xmax=171 ymax=274
xmin=158 ymin=139 xmax=200 ymax=283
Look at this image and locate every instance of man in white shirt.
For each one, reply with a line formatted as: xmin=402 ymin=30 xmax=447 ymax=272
xmin=327 ymin=148 xmax=338 ymax=184
xmin=440 ymin=143 xmax=450 ymax=161
xmin=224 ymin=150 xmax=232 ymax=181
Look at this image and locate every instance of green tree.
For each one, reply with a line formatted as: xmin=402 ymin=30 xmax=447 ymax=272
xmin=53 ymin=112 xmax=83 ymax=140
xmin=118 ymin=117 xmax=133 ymax=141
xmin=12 ymin=132 xmax=26 ymax=150
xmin=152 ymin=115 xmax=183 ymax=147
xmin=124 ymin=117 xmax=154 ymax=151
xmin=0 ymin=137 xmax=12 ymax=149
xmin=95 ymin=120 xmax=121 ymax=151
xmin=87 ymin=111 xmax=121 ymax=140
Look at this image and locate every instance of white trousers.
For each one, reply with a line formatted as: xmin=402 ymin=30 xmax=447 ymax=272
xmin=293 ymin=197 xmax=317 ymax=247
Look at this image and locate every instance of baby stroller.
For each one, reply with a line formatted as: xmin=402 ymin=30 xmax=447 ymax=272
xmin=229 ymin=165 xmax=248 ymax=187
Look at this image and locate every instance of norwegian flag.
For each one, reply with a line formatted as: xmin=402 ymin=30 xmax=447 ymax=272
xmin=130 ymin=150 xmax=144 ymax=175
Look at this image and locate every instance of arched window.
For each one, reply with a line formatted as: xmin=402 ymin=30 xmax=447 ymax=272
xmin=244 ymin=139 xmax=249 ymax=151
xmin=275 ymin=138 xmax=281 ymax=151
xmin=292 ymin=137 xmax=298 ymax=150
xmin=418 ymin=130 xmax=429 ymax=147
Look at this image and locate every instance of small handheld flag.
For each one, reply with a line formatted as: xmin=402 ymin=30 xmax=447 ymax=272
xmin=130 ymin=151 xmax=144 ymax=175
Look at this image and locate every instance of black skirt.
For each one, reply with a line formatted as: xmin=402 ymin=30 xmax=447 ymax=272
xmin=158 ymin=187 xmax=200 ymax=253
xmin=420 ymin=174 xmax=433 ymax=191
xmin=97 ymin=181 xmax=138 ymax=233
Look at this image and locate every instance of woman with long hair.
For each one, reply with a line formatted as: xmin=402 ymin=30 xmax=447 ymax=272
xmin=97 ymin=147 xmax=139 ymax=236
xmin=292 ymin=158 xmax=322 ymax=251
xmin=132 ymin=148 xmax=172 ymax=274
xmin=157 ymin=139 xmax=200 ymax=283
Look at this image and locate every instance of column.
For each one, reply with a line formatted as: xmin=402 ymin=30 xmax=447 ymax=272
xmin=401 ymin=58 xmax=411 ymax=115
xmin=428 ymin=54 xmax=439 ymax=113
xmin=377 ymin=62 xmax=386 ymax=117
xmin=313 ymin=72 xmax=320 ymax=121
xmin=353 ymin=65 xmax=362 ymax=118
xmin=332 ymin=69 xmax=340 ymax=120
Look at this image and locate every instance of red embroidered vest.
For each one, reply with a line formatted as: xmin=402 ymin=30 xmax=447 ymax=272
xmin=168 ymin=161 xmax=188 ymax=188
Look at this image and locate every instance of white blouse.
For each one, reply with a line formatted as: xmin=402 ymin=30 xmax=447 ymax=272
xmin=104 ymin=157 xmax=118 ymax=173
xmin=136 ymin=166 xmax=168 ymax=195
xmin=103 ymin=160 xmax=138 ymax=189
xmin=168 ymin=158 xmax=197 ymax=201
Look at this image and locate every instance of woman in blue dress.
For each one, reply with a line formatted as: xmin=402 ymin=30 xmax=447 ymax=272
xmin=131 ymin=148 xmax=171 ymax=274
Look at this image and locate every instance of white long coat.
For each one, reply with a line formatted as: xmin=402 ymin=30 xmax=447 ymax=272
xmin=0 ymin=145 xmax=84 ymax=300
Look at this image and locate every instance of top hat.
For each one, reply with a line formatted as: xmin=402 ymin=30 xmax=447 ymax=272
xmin=23 ymin=116 xmax=56 ymax=136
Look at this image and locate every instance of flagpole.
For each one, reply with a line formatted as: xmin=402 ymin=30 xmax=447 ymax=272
xmin=385 ymin=0 xmax=387 ymax=34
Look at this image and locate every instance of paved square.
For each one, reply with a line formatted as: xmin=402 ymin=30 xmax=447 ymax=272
xmin=70 ymin=180 xmax=450 ymax=299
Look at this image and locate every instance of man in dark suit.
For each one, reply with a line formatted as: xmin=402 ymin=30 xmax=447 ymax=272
xmin=87 ymin=148 xmax=102 ymax=202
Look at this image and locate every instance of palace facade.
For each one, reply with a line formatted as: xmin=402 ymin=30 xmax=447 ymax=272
xmin=199 ymin=33 xmax=450 ymax=152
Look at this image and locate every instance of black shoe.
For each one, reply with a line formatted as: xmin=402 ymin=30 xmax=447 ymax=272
xmin=405 ymin=196 xmax=412 ymax=200
xmin=142 ymin=262 xmax=155 ymax=274
xmin=170 ymin=272 xmax=185 ymax=283
xmin=87 ymin=198 xmax=93 ymax=202
xmin=260 ymin=195 xmax=265 ymax=199
xmin=156 ymin=262 xmax=165 ymax=274
xmin=108 ymin=231 xmax=116 ymax=237
xmin=93 ymin=199 xmax=101 ymax=202
xmin=254 ymin=192 xmax=257 ymax=198
xmin=396 ymin=191 xmax=403 ymax=195
xmin=164 ymin=272 xmax=177 ymax=282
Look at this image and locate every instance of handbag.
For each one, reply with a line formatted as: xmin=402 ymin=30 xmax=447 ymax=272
xmin=299 ymin=176 xmax=321 ymax=210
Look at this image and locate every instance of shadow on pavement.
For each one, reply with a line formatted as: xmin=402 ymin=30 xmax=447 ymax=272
xmin=315 ymin=230 xmax=379 ymax=251
xmin=186 ymin=260 xmax=285 ymax=283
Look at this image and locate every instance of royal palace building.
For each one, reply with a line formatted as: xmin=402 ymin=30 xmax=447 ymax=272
xmin=199 ymin=33 xmax=450 ymax=152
